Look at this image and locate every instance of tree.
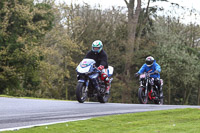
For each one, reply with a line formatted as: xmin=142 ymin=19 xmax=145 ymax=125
xmin=152 ymin=16 xmax=200 ymax=105
xmin=36 ymin=3 xmax=84 ymax=99
xmin=0 ymin=0 xmax=54 ymax=95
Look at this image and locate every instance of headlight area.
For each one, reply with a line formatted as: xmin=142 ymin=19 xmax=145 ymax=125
xmin=77 ymin=73 xmax=89 ymax=80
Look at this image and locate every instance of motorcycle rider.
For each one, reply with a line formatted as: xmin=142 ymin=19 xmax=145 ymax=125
xmin=135 ymin=56 xmax=162 ymax=92
xmin=85 ymin=40 xmax=111 ymax=94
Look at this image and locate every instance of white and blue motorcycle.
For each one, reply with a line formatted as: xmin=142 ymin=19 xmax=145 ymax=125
xmin=76 ymin=59 xmax=114 ymax=103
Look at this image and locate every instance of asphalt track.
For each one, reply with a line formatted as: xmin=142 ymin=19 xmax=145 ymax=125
xmin=0 ymin=97 xmax=200 ymax=131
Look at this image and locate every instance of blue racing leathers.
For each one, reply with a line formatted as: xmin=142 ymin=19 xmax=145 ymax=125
xmin=137 ymin=60 xmax=161 ymax=79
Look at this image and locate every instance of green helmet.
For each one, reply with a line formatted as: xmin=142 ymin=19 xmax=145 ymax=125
xmin=92 ymin=40 xmax=103 ymax=53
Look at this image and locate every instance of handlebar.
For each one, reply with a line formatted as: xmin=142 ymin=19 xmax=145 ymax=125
xmin=145 ymin=71 xmax=159 ymax=75
xmin=93 ymin=65 xmax=102 ymax=73
xmin=139 ymin=71 xmax=159 ymax=79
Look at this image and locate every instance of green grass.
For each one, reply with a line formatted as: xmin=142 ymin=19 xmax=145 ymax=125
xmin=0 ymin=95 xmax=16 ymax=98
xmin=3 ymin=108 xmax=200 ymax=133
xmin=0 ymin=95 xmax=69 ymax=101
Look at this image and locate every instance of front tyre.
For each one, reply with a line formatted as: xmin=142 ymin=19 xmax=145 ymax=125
xmin=76 ymin=82 xmax=87 ymax=103
xmin=138 ymin=87 xmax=148 ymax=104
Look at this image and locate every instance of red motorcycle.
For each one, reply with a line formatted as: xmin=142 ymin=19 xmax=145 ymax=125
xmin=138 ymin=72 xmax=164 ymax=105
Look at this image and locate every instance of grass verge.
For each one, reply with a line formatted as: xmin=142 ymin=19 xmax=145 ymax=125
xmin=3 ymin=108 xmax=200 ymax=133
xmin=0 ymin=95 xmax=69 ymax=101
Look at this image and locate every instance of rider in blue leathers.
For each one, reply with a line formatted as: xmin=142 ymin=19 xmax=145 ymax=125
xmin=135 ymin=56 xmax=162 ymax=91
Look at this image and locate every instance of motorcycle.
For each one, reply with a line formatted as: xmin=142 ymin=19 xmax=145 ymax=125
xmin=138 ymin=72 xmax=164 ymax=105
xmin=76 ymin=58 xmax=114 ymax=103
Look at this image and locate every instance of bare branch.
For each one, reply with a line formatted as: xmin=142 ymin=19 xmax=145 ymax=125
xmin=124 ymin=0 xmax=128 ymax=6
xmin=145 ymin=0 xmax=151 ymax=17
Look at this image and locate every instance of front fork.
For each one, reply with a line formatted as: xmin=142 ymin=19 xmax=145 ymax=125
xmin=89 ymin=73 xmax=100 ymax=91
xmin=145 ymin=79 xmax=148 ymax=97
xmin=145 ymin=79 xmax=155 ymax=98
xmin=85 ymin=79 xmax=89 ymax=92
xmin=78 ymin=79 xmax=89 ymax=93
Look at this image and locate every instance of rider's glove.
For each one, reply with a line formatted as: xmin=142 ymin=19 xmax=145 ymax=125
xmin=98 ymin=65 xmax=104 ymax=71
xmin=134 ymin=73 xmax=139 ymax=78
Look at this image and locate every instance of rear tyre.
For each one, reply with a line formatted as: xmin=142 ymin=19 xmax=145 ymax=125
xmin=138 ymin=87 xmax=148 ymax=104
xmin=154 ymin=91 xmax=164 ymax=105
xmin=159 ymin=91 xmax=164 ymax=105
xmin=97 ymin=94 xmax=109 ymax=103
xmin=76 ymin=82 xmax=87 ymax=103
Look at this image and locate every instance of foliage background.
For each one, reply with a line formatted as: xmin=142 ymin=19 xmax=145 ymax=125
xmin=0 ymin=0 xmax=199 ymax=105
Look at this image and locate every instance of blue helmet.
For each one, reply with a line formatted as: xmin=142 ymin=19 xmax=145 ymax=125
xmin=92 ymin=40 xmax=103 ymax=53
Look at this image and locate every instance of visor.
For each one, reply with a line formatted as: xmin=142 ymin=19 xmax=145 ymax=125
xmin=93 ymin=47 xmax=100 ymax=50
xmin=146 ymin=60 xmax=153 ymax=65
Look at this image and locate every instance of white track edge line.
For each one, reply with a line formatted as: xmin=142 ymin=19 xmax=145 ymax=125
xmin=0 ymin=117 xmax=91 ymax=132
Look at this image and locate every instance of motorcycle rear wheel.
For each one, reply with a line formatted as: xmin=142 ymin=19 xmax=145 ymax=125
xmin=154 ymin=91 xmax=164 ymax=105
xmin=76 ymin=82 xmax=88 ymax=103
xmin=138 ymin=87 xmax=148 ymax=104
xmin=97 ymin=94 xmax=109 ymax=103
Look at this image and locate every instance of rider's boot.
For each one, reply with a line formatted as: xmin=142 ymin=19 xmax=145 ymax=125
xmin=105 ymin=85 xmax=110 ymax=94
xmin=105 ymin=77 xmax=111 ymax=94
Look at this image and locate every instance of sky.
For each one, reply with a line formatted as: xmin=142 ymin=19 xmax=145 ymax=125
xmin=56 ymin=0 xmax=200 ymax=25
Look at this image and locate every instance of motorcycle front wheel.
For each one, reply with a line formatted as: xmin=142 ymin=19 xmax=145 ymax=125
xmin=76 ymin=82 xmax=88 ymax=103
xmin=138 ymin=87 xmax=148 ymax=104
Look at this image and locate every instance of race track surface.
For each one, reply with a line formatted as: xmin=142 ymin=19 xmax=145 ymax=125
xmin=0 ymin=97 xmax=199 ymax=131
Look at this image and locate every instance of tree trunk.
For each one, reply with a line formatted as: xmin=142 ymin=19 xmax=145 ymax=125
xmin=184 ymin=87 xmax=192 ymax=105
xmin=135 ymin=0 xmax=151 ymax=51
xmin=198 ymin=87 xmax=200 ymax=105
xmin=167 ymin=71 xmax=171 ymax=104
xmin=124 ymin=0 xmax=141 ymax=78
xmin=122 ymin=0 xmax=141 ymax=103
